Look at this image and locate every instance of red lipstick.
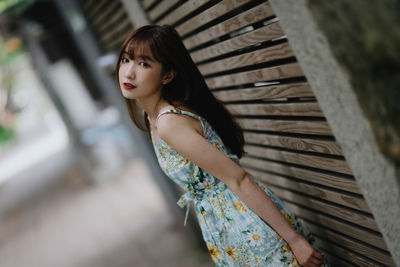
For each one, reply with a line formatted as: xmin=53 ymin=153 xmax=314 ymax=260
xmin=123 ymin=83 xmax=136 ymax=90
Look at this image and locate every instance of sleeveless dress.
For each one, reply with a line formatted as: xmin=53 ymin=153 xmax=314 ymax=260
xmin=152 ymin=109 xmax=327 ymax=267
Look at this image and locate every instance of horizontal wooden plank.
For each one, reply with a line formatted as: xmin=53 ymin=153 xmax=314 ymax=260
xmin=249 ymin=169 xmax=369 ymax=212
xmin=237 ymin=118 xmax=333 ymax=136
xmin=284 ymin=202 xmax=388 ymax=251
xmin=226 ymin=102 xmax=323 ymax=117
xmin=148 ymin=0 xmax=180 ymax=21
xmin=306 ymin=222 xmax=394 ymax=265
xmin=191 ymin=22 xmax=284 ymax=63
xmin=267 ymin=185 xmax=379 ymax=231
xmin=199 ymin=42 xmax=294 ymax=75
xmin=241 ymin=157 xmax=360 ymax=193
xmin=184 ymin=1 xmax=274 ymax=49
xmin=244 ymin=144 xmax=352 ymax=175
xmin=317 ymin=240 xmax=386 ymax=267
xmin=244 ymin=132 xmax=343 ymax=155
xmin=176 ymin=0 xmax=254 ymax=36
xmin=206 ymin=63 xmax=303 ymax=89
xmin=213 ymin=83 xmax=314 ymax=101
xmin=142 ymin=0 xmax=157 ymax=10
xmin=158 ymin=0 xmax=211 ymax=26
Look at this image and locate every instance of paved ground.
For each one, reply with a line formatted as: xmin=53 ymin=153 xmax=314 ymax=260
xmin=0 ymin=159 xmax=213 ymax=267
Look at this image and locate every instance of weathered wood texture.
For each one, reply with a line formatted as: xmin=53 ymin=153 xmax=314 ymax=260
xmin=139 ymin=0 xmax=393 ymax=264
xmin=191 ymin=22 xmax=285 ymax=63
xmin=142 ymin=0 xmax=158 ymax=10
xmin=213 ymin=83 xmax=314 ymax=102
xmin=148 ymin=0 xmax=180 ymax=22
xmin=243 ymin=132 xmax=343 ymax=155
xmin=183 ymin=2 xmax=275 ymax=49
xmin=206 ymin=63 xmax=304 ymax=89
xmin=176 ymin=0 xmax=254 ymax=37
xmin=81 ymin=0 xmax=134 ymax=53
xmin=158 ymin=0 xmax=212 ymax=26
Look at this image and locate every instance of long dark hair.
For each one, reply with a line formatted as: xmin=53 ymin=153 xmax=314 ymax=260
xmin=116 ymin=25 xmax=244 ymax=158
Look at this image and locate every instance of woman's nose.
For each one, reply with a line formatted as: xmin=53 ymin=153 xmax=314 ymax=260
xmin=124 ymin=63 xmax=136 ymax=79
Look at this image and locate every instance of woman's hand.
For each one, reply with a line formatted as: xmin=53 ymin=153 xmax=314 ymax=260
xmin=289 ymin=234 xmax=325 ymax=267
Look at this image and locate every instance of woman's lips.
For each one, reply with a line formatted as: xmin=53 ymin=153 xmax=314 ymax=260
xmin=123 ymin=83 xmax=136 ymax=90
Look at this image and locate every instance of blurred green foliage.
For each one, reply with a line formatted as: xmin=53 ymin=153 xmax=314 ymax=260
xmin=0 ymin=30 xmax=24 ymax=146
xmin=0 ymin=0 xmax=35 ymax=15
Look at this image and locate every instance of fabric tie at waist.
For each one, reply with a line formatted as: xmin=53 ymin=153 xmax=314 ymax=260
xmin=177 ymin=182 xmax=228 ymax=226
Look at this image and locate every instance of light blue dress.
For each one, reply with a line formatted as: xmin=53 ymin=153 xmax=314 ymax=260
xmin=152 ymin=109 xmax=327 ymax=266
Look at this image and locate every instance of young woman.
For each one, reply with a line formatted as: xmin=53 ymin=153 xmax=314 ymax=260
xmin=116 ymin=25 xmax=327 ymax=266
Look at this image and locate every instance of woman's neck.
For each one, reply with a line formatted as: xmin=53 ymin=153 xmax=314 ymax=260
xmin=138 ymin=96 xmax=170 ymax=125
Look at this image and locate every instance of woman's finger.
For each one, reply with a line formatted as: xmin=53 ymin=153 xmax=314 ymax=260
xmin=304 ymin=262 xmax=319 ymax=267
xmin=310 ymin=257 xmax=322 ymax=265
xmin=313 ymin=251 xmax=324 ymax=260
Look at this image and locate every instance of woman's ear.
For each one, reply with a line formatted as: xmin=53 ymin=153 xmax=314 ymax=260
xmin=162 ymin=70 xmax=176 ymax=85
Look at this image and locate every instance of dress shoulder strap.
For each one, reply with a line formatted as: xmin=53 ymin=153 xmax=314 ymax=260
xmin=155 ymin=109 xmax=201 ymax=127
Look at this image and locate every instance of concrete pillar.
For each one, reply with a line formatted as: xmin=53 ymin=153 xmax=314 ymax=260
xmin=120 ymin=0 xmax=149 ymax=28
xmin=270 ymin=0 xmax=400 ymax=263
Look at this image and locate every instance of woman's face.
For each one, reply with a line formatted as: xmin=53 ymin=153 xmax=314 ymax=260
xmin=118 ymin=46 xmax=165 ymax=101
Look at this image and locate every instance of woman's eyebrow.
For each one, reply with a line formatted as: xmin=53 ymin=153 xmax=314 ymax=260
xmin=122 ymin=51 xmax=155 ymax=62
xmin=136 ymin=54 xmax=155 ymax=62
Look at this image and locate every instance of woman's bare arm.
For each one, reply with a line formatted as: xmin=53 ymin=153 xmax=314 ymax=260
xmin=157 ymin=114 xmax=324 ymax=266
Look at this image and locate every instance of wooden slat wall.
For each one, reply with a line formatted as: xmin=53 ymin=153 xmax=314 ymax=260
xmin=139 ymin=0 xmax=394 ymax=265
xmin=79 ymin=0 xmax=135 ymax=53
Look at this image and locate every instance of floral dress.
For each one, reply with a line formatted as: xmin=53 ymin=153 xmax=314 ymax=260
xmin=152 ymin=109 xmax=328 ymax=266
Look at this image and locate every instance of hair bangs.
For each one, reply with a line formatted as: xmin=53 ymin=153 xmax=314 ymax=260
xmin=124 ymin=31 xmax=162 ymax=64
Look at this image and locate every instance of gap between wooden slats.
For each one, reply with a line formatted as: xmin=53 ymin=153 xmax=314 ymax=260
xmin=102 ymin=23 xmax=132 ymax=52
xmin=305 ymin=222 xmax=394 ymax=265
xmin=248 ymin=169 xmax=368 ymax=212
xmin=142 ymin=0 xmax=158 ymax=10
xmin=191 ymin=22 xmax=284 ymax=63
xmin=284 ymin=202 xmax=388 ymax=251
xmin=206 ymin=63 xmax=303 ymax=89
xmin=184 ymin=1 xmax=274 ymax=49
xmin=267 ymin=185 xmax=379 ymax=231
xmin=226 ymin=102 xmax=323 ymax=117
xmin=158 ymin=0 xmax=212 ymax=26
xmin=213 ymin=83 xmax=314 ymax=101
xmin=85 ymin=0 xmax=108 ymax=20
xmin=244 ymin=144 xmax=352 ymax=175
xmin=237 ymin=118 xmax=333 ymax=136
xmin=90 ymin=0 xmax=120 ymax=27
xmin=176 ymin=0 xmax=254 ymax=37
xmin=312 ymin=236 xmax=379 ymax=267
xmin=148 ymin=0 xmax=180 ymax=22
xmin=317 ymin=240 xmax=387 ymax=267
xmin=82 ymin=0 xmax=95 ymax=11
xmin=105 ymin=25 xmax=135 ymax=52
xmin=94 ymin=5 xmax=126 ymax=33
xmin=241 ymin=157 xmax=360 ymax=194
xmin=100 ymin=19 xmax=132 ymax=45
xmin=322 ymin=252 xmax=354 ymax=267
xmin=199 ymin=42 xmax=293 ymax=76
xmin=243 ymin=132 xmax=343 ymax=156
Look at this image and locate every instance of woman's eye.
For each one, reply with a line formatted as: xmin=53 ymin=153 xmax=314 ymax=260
xmin=121 ymin=57 xmax=129 ymax=63
xmin=139 ymin=61 xmax=149 ymax=67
